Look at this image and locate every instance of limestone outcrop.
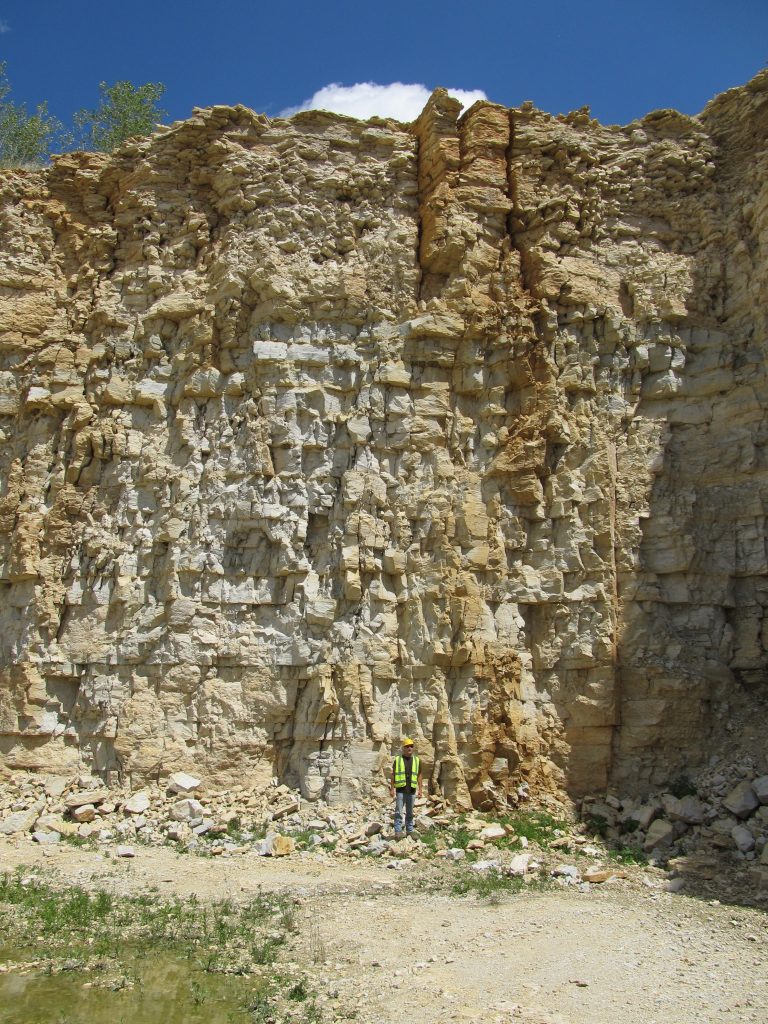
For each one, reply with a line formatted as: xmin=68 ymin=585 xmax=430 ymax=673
xmin=1 ymin=72 xmax=767 ymax=806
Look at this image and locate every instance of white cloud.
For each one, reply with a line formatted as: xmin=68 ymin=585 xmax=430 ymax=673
xmin=0 ymin=20 xmax=10 ymax=33
xmin=280 ymin=81 xmax=488 ymax=122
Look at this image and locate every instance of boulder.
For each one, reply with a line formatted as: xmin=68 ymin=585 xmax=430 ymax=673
xmin=663 ymin=795 xmax=708 ymax=825
xmin=32 ymin=830 xmax=60 ymax=845
xmin=552 ymin=864 xmax=581 ymax=881
xmin=480 ymin=824 xmax=506 ymax=841
xmin=272 ymin=834 xmax=296 ymax=857
xmin=643 ymin=818 xmax=675 ymax=852
xmin=722 ymin=781 xmax=759 ymax=819
xmin=34 ymin=813 xmax=65 ymax=834
xmin=471 ymin=859 xmax=501 ymax=873
xmin=123 ymin=791 xmax=151 ymax=815
xmin=445 ymin=848 xmax=466 ymax=862
xmin=71 ymin=804 xmax=96 ymax=823
xmin=167 ymin=772 xmax=202 ymax=795
xmin=44 ymin=778 xmax=68 ymax=799
xmin=271 ymin=800 xmax=300 ymax=820
xmin=366 ymin=839 xmax=389 ymax=856
xmin=255 ymin=832 xmax=294 ymax=856
xmin=752 ymin=776 xmax=768 ymax=805
xmin=0 ymin=802 xmax=44 ymax=835
xmin=583 ymin=868 xmax=626 ymax=883
xmin=628 ymin=804 xmax=658 ymax=830
xmin=508 ymin=853 xmax=532 ymax=876
xmin=170 ymin=798 xmax=205 ymax=822
xmin=65 ymin=789 xmax=109 ymax=809
xmin=731 ymin=824 xmax=756 ymax=853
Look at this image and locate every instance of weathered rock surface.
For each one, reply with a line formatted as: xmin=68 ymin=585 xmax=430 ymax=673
xmin=1 ymin=72 xmax=768 ymax=805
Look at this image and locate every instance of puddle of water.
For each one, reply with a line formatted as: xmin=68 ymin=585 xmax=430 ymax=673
xmin=0 ymin=949 xmax=262 ymax=1024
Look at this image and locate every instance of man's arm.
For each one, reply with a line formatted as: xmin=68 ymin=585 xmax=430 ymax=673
xmin=390 ymin=762 xmax=395 ymax=797
xmin=417 ymin=760 xmax=423 ymax=799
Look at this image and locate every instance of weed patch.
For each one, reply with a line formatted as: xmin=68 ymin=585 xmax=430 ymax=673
xmin=451 ymin=869 xmax=528 ymax=899
xmin=500 ymin=810 xmax=567 ymax=846
xmin=0 ymin=869 xmax=323 ymax=1021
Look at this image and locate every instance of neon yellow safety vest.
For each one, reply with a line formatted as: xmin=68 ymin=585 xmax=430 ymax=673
xmin=393 ymin=755 xmax=420 ymax=790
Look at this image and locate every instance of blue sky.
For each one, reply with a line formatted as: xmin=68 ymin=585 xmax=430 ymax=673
xmin=1 ymin=0 xmax=766 ymax=127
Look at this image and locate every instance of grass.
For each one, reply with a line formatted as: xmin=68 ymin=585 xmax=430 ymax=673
xmin=417 ymin=828 xmax=440 ymax=852
xmin=60 ymin=833 xmax=94 ymax=848
xmin=0 ymin=868 xmax=323 ymax=1021
xmin=0 ymin=868 xmax=297 ymax=974
xmin=293 ymin=828 xmax=316 ymax=850
xmin=610 ymin=844 xmax=648 ymax=866
xmin=451 ymin=868 xmax=534 ymax=899
xmin=497 ymin=810 xmax=567 ymax=847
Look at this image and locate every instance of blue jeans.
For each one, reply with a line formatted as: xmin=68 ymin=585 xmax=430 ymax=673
xmin=394 ymin=790 xmax=415 ymax=834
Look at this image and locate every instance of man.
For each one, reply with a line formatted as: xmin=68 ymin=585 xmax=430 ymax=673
xmin=391 ymin=737 xmax=422 ymax=838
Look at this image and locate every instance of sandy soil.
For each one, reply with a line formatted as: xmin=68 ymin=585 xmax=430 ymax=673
xmin=1 ymin=840 xmax=766 ymax=1024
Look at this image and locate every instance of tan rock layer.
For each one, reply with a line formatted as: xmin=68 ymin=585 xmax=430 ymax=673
xmin=1 ymin=73 xmax=767 ymax=805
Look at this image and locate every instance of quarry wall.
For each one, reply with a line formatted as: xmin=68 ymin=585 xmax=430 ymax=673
xmin=1 ymin=72 xmax=767 ymax=806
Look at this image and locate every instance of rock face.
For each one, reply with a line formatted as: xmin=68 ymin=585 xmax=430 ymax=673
xmin=1 ymin=73 xmax=767 ymax=807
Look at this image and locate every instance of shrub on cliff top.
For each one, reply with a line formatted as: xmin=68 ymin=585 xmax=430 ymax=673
xmin=72 ymin=79 xmax=167 ymax=152
xmin=0 ymin=69 xmax=167 ymax=166
xmin=0 ymin=62 xmax=61 ymax=167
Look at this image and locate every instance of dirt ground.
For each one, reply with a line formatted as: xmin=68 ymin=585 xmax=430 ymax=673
xmin=1 ymin=839 xmax=767 ymax=1024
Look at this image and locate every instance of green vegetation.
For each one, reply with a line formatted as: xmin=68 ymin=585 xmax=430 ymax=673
xmin=293 ymin=828 xmax=316 ymax=850
xmin=668 ymin=774 xmax=698 ymax=799
xmin=0 ymin=870 xmax=320 ymax=1023
xmin=450 ymin=868 xmax=548 ymax=900
xmin=610 ymin=844 xmax=648 ymax=866
xmin=0 ymin=869 xmax=296 ymax=974
xmin=0 ymin=62 xmax=61 ymax=167
xmin=60 ymin=833 xmax=95 ymax=849
xmin=501 ymin=809 xmax=568 ymax=846
xmin=585 ymin=813 xmax=609 ymax=838
xmin=0 ymin=67 xmax=167 ymax=168
xmin=446 ymin=823 xmax=475 ymax=850
xmin=71 ymin=80 xmax=166 ymax=153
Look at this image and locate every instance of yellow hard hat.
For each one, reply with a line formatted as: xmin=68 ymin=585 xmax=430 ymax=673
xmin=402 ymin=736 xmax=414 ymax=746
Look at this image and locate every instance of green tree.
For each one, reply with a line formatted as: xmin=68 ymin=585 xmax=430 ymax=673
xmin=0 ymin=62 xmax=61 ymax=167
xmin=73 ymin=80 xmax=167 ymax=153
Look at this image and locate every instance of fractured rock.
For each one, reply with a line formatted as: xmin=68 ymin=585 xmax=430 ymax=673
xmin=480 ymin=824 xmax=507 ymax=840
xmin=752 ymin=776 xmax=768 ymax=805
xmin=170 ymin=798 xmax=205 ymax=823
xmin=71 ymin=804 xmax=96 ymax=823
xmin=123 ymin=791 xmax=151 ymax=814
xmin=0 ymin=803 xmax=44 ymax=835
xmin=644 ymin=819 xmax=675 ymax=852
xmin=167 ymin=772 xmax=202 ymax=795
xmin=65 ymin=790 xmax=110 ymax=810
xmin=731 ymin=824 xmax=756 ymax=853
xmin=723 ymin=782 xmax=760 ymax=819
xmin=508 ymin=853 xmax=532 ymax=876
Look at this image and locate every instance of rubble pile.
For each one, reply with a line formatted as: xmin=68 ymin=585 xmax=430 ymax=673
xmin=1 ymin=763 xmax=766 ymax=901
xmin=583 ymin=759 xmax=768 ymax=869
